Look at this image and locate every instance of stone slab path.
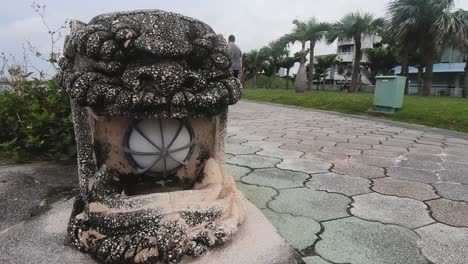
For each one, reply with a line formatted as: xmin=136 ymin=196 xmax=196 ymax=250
xmin=227 ymin=101 xmax=468 ymax=264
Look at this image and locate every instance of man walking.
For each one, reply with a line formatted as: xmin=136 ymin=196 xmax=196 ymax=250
xmin=228 ymin=35 xmax=242 ymax=78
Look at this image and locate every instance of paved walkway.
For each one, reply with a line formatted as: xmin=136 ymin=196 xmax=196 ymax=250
xmin=227 ymin=101 xmax=468 ymax=264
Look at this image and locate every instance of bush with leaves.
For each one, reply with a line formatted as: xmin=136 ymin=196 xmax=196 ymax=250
xmin=0 ymin=79 xmax=76 ymax=162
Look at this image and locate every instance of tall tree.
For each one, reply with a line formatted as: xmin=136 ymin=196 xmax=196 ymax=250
xmin=440 ymin=9 xmax=468 ymax=97
xmin=281 ymin=19 xmax=330 ymax=92
xmin=362 ymin=47 xmax=399 ymax=84
xmin=278 ymin=55 xmax=301 ymax=90
xmin=259 ymin=40 xmax=288 ymax=89
xmin=327 ymin=12 xmax=384 ymax=92
xmin=386 ymin=0 xmax=466 ymax=96
xmin=281 ymin=20 xmax=309 ymax=92
xmin=304 ymin=19 xmax=331 ymax=90
xmin=242 ymin=49 xmax=266 ymax=89
xmin=313 ymin=54 xmax=339 ymax=90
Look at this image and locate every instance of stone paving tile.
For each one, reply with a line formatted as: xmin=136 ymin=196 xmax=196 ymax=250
xmin=241 ymin=140 xmax=283 ymax=149
xmin=314 ymin=136 xmax=348 ymax=143
xmin=335 ymin=143 xmax=372 ymax=150
xmin=416 ymin=223 xmax=468 ymax=264
xmin=226 ymin=144 xmax=261 ymax=155
xmin=229 ymin=134 xmax=268 ymax=141
xmin=384 ymin=139 xmax=417 ymax=147
xmin=409 ymin=145 xmax=445 ymax=155
xmin=321 ymin=147 xmax=361 ymax=156
xmin=269 ymin=188 xmax=351 ymax=221
xmin=397 ymin=159 xmax=443 ymax=171
xmin=349 ymin=155 xmax=396 ymax=167
xmin=386 ymin=167 xmax=439 ymax=183
xmin=226 ymin=164 xmax=251 ymax=181
xmin=229 ymin=101 xmax=468 ymax=263
xmin=302 ymin=256 xmax=332 ymax=264
xmin=440 ymin=161 xmax=468 ymax=172
xmin=438 ymin=170 xmax=468 ymax=184
xmin=426 ymin=199 xmax=468 ymax=227
xmin=446 ymin=138 xmax=468 ymax=145
xmin=372 ymin=144 xmax=409 ymax=153
xmin=348 ymin=138 xmax=381 ymax=145
xmin=332 ymin=161 xmax=386 ymax=179
xmin=226 ymin=137 xmax=247 ymax=145
xmin=236 ymin=182 xmax=276 ymax=209
xmin=432 ymin=182 xmax=468 ymax=202
xmin=358 ymin=135 xmax=388 ymax=141
xmin=300 ymin=140 xmax=336 ymax=147
xmin=306 ymin=172 xmax=371 ymax=196
xmin=372 ymin=177 xmax=439 ymax=201
xmin=227 ymin=155 xmax=281 ymax=169
xmin=351 ymin=193 xmax=434 ymax=229
xmin=277 ymin=158 xmax=331 ymax=174
xmin=361 ymin=149 xmax=402 ymax=158
xmin=256 ymin=148 xmax=303 ymax=159
xmin=282 ymin=133 xmax=317 ymax=141
xmin=262 ymin=209 xmax=321 ymax=251
xmin=315 ymin=217 xmax=429 ymax=264
xmin=279 ymin=143 xmax=321 ymax=153
xmin=264 ymin=137 xmax=301 ymax=144
xmin=405 ymin=153 xmax=443 ymax=162
xmin=303 ymin=152 xmax=349 ymax=163
xmin=242 ymin=168 xmax=309 ymax=189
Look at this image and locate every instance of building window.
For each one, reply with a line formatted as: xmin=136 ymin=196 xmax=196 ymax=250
xmin=339 ymin=45 xmax=353 ymax=53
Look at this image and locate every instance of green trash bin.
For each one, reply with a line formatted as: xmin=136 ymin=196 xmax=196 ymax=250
xmin=373 ymin=76 xmax=406 ymax=114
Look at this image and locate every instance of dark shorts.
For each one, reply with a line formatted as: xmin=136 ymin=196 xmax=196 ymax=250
xmin=232 ymin=70 xmax=240 ymax=78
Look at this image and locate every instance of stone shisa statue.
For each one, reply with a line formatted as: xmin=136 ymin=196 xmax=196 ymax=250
xmin=58 ymin=9 xmax=244 ymax=264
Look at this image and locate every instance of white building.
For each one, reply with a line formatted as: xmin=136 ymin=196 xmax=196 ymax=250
xmin=325 ymin=35 xmax=382 ymax=86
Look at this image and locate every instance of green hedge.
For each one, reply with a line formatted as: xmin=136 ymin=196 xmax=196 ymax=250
xmin=0 ymin=80 xmax=76 ymax=162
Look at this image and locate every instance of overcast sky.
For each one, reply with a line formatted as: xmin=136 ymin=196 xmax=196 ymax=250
xmin=1 ymin=0 xmax=467 ymax=75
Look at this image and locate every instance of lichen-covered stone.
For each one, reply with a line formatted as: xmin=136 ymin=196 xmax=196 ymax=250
xmin=60 ymin=9 xmax=245 ymax=264
xmin=58 ymin=9 xmax=242 ymax=119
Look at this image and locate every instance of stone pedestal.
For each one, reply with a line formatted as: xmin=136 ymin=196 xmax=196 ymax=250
xmin=0 ymin=199 xmax=302 ymax=264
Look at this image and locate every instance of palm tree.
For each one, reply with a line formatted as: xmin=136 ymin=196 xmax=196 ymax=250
xmin=327 ymin=12 xmax=384 ymax=92
xmin=440 ymin=9 xmax=468 ymax=97
xmin=314 ymin=54 xmax=339 ymax=90
xmin=243 ymin=49 xmax=265 ymax=89
xmin=278 ymin=55 xmax=301 ymax=90
xmin=281 ymin=19 xmax=330 ymax=92
xmin=281 ymin=20 xmax=309 ymax=92
xmin=386 ymin=0 xmax=467 ymax=96
xmin=259 ymin=40 xmax=288 ymax=89
xmin=304 ymin=19 xmax=331 ymax=90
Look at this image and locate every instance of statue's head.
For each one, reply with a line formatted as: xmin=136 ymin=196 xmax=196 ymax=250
xmin=59 ymin=9 xmax=244 ymax=264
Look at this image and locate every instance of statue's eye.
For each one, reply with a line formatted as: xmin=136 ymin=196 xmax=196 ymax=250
xmin=123 ymin=119 xmax=195 ymax=178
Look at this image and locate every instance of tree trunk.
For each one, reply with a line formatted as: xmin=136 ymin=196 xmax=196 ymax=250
xmin=285 ymin=68 xmax=290 ymax=90
xmin=350 ymin=34 xmax=362 ymax=92
xmin=295 ymin=42 xmax=307 ymax=93
xmin=401 ymin=63 xmax=410 ymax=95
xmin=307 ymin=41 xmax=315 ymax=91
xmin=270 ymin=63 xmax=278 ymax=89
xmin=253 ymin=68 xmax=258 ymax=89
xmin=399 ymin=52 xmax=410 ymax=95
xmin=422 ymin=59 xmax=434 ymax=96
xmin=417 ymin=68 xmax=423 ymax=96
xmin=322 ymin=76 xmax=326 ymax=90
xmin=463 ymin=53 xmax=468 ymax=98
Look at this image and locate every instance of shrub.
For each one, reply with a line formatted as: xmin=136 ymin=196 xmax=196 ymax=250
xmin=0 ymin=79 xmax=76 ymax=162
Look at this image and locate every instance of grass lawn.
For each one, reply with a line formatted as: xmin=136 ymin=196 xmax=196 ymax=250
xmin=243 ymin=89 xmax=468 ymax=133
